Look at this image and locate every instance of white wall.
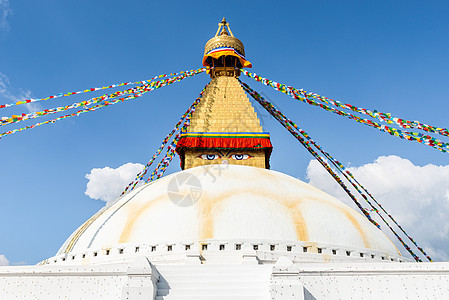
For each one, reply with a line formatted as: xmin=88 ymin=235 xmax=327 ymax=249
xmin=272 ymin=262 xmax=449 ymax=299
xmin=0 ymin=259 xmax=448 ymax=299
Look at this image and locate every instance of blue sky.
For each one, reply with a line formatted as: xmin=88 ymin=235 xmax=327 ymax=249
xmin=1 ymin=0 xmax=449 ymax=264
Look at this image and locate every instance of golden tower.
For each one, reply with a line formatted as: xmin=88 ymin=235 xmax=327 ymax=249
xmin=176 ymin=18 xmax=272 ymax=169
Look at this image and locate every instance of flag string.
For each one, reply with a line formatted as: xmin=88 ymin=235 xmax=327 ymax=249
xmin=0 ymin=68 xmax=205 ymax=140
xmin=0 ymin=68 xmax=205 ymax=109
xmin=241 ymin=69 xmax=448 ymax=154
xmin=240 ymin=79 xmax=429 ymax=262
xmin=121 ymin=84 xmax=208 ymax=195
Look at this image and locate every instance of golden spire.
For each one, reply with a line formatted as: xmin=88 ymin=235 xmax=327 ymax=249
xmin=177 ymin=19 xmax=271 ymax=170
xmin=202 ymin=18 xmax=251 ymax=73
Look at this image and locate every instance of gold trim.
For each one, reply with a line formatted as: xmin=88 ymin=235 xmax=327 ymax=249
xmin=210 ymin=67 xmax=240 ymax=78
xmin=204 ymin=35 xmax=245 ymax=56
xmin=63 ymin=208 xmax=107 ymax=253
xmin=204 ymin=18 xmax=245 ymax=56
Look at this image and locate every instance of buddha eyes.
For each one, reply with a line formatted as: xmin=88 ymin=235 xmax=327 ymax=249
xmin=198 ymin=154 xmax=251 ymax=160
xmin=230 ymin=154 xmax=250 ymax=160
xmin=199 ymin=154 xmax=220 ymax=160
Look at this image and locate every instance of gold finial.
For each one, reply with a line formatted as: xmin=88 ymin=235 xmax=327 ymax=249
xmin=203 ymin=18 xmax=251 ymax=69
xmin=215 ymin=17 xmax=234 ymax=37
xmin=220 ymin=25 xmax=229 ymax=36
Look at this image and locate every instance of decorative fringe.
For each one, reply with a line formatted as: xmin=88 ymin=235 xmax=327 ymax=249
xmin=176 ymin=136 xmax=272 ymax=150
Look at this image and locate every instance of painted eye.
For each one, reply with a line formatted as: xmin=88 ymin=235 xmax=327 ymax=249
xmin=231 ymin=154 xmax=250 ymax=160
xmin=200 ymin=154 xmax=220 ymax=160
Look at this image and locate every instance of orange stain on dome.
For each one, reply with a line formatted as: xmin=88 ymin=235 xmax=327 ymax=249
xmin=196 ymin=183 xmax=309 ymax=242
xmin=117 ymin=168 xmax=369 ymax=250
xmin=297 ymin=193 xmax=371 ymax=249
xmin=118 ymin=195 xmax=164 ymax=244
xmin=340 ymin=209 xmax=370 ymax=249
xmin=260 ymin=168 xmax=370 ymax=248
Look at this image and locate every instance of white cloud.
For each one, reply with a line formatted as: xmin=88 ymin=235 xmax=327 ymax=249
xmin=306 ymin=155 xmax=449 ymax=261
xmin=0 ymin=72 xmax=10 ymax=94
xmin=0 ymin=0 xmax=11 ymax=31
xmin=0 ymin=72 xmax=38 ymax=113
xmin=0 ymin=254 xmax=9 ymax=266
xmin=85 ymin=162 xmax=144 ymax=205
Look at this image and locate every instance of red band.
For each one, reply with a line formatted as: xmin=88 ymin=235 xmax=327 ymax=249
xmin=176 ymin=136 xmax=272 ymax=151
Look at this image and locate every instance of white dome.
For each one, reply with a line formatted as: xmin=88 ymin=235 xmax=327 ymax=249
xmin=57 ymin=164 xmax=399 ymax=258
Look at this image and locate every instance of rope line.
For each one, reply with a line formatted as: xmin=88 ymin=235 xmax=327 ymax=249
xmin=241 ymin=69 xmax=448 ymax=154
xmin=1 ymin=68 xmax=206 ymax=126
xmin=122 ymin=84 xmax=208 ymax=195
xmin=0 ymin=69 xmax=205 ymax=140
xmin=240 ymin=79 xmax=427 ymax=262
xmin=269 ymin=104 xmax=432 ymax=261
xmin=0 ymin=68 xmax=204 ymax=109
xmin=239 ymin=80 xmax=379 ymax=226
xmin=147 ymin=88 xmax=203 ymax=182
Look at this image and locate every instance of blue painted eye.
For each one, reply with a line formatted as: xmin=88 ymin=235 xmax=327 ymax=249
xmin=231 ymin=154 xmax=250 ymax=160
xmin=200 ymin=154 xmax=220 ymax=160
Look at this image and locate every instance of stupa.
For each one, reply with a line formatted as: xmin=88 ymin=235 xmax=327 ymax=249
xmin=0 ymin=18 xmax=448 ymax=300
xmin=53 ymin=17 xmax=400 ymax=263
